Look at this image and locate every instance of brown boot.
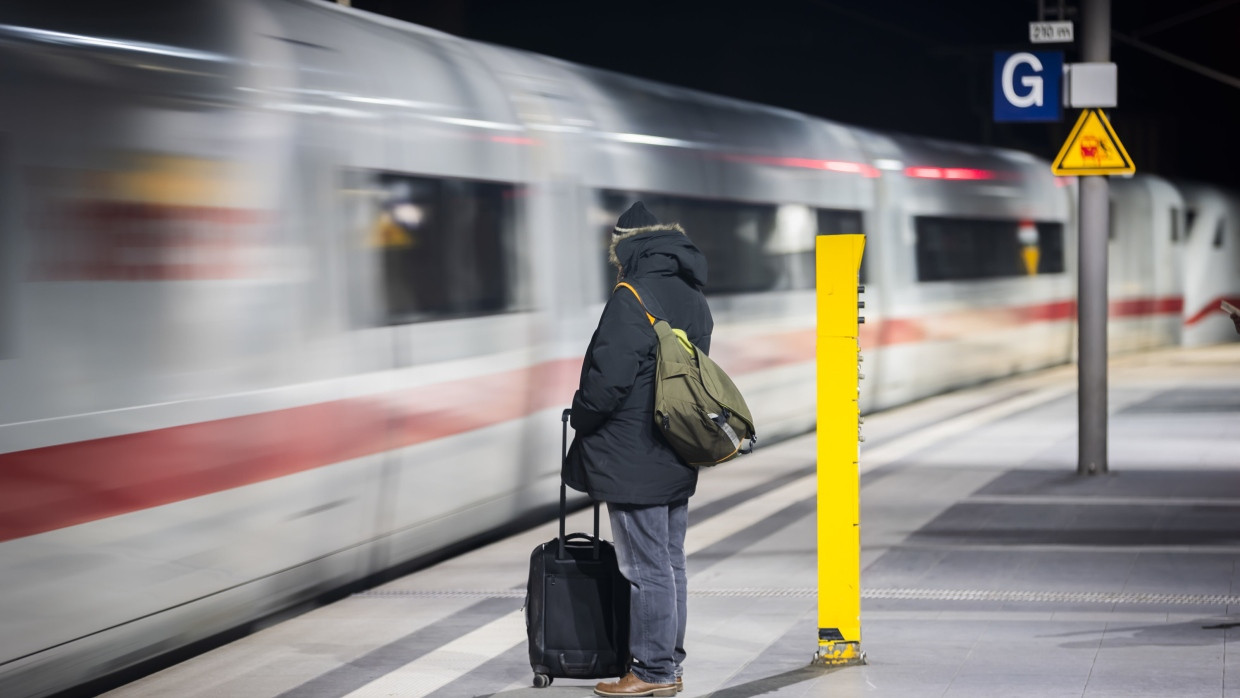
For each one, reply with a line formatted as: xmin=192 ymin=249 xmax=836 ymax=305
xmin=675 ymin=676 xmax=684 ymax=693
xmin=594 ymin=672 xmax=678 ymax=697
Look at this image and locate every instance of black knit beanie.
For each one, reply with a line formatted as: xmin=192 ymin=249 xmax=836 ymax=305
xmin=614 ymin=201 xmax=660 ymax=234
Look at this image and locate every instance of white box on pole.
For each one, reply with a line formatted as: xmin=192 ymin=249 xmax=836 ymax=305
xmin=1067 ymin=62 xmax=1117 ymax=108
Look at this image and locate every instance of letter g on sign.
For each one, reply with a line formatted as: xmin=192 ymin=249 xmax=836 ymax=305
xmin=1002 ymin=52 xmax=1044 ymax=108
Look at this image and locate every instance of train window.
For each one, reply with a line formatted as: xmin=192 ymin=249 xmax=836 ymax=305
xmin=1036 ymin=223 xmax=1066 ymax=274
xmin=596 ymin=191 xmax=864 ymax=295
xmin=1170 ymin=208 xmax=1180 ymax=242
xmin=914 ymin=217 xmax=1064 ymax=282
xmin=1185 ymin=209 xmax=1197 ymax=239
xmin=818 ymin=208 xmax=868 ymax=284
xmin=817 ymin=209 xmax=864 ymax=237
xmin=1213 ymin=219 xmax=1225 ymax=249
xmin=345 ymin=171 xmax=520 ymax=324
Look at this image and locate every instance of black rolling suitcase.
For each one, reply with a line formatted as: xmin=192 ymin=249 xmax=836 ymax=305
xmin=524 ymin=409 xmax=630 ymax=688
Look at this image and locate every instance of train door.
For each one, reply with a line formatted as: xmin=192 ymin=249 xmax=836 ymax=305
xmin=851 ymin=129 xmax=908 ymax=411
xmin=469 ymin=47 xmax=610 ymax=513
xmin=1108 ymin=178 xmax=1156 ymax=351
xmin=324 ymin=23 xmax=544 ymax=570
xmin=473 ymin=49 xmax=597 ymax=317
xmin=1146 ymin=178 xmax=1185 ymax=347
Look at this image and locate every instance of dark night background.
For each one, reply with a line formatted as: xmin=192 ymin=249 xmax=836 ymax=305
xmin=335 ymin=0 xmax=1240 ymax=189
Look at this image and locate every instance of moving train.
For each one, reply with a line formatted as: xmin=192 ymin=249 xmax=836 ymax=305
xmin=1 ymin=2 xmax=1237 ymax=695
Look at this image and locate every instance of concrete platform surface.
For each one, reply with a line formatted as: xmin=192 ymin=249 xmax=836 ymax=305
xmin=102 ymin=344 xmax=1240 ymax=697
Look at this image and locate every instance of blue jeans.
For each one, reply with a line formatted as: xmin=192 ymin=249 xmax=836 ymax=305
xmin=607 ymin=500 xmax=688 ymax=684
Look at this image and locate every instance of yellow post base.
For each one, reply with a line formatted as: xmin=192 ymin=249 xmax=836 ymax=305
xmin=813 ymin=640 xmax=866 ymax=667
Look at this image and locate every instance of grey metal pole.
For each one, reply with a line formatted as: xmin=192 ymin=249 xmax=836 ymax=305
xmin=1077 ymin=0 xmax=1110 ymax=475
xmin=1078 ymin=176 xmax=1108 ymax=475
xmin=1082 ymin=0 xmax=1109 ymax=62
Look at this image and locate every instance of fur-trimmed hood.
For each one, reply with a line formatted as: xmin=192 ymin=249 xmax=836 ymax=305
xmin=608 ymin=222 xmax=708 ymax=288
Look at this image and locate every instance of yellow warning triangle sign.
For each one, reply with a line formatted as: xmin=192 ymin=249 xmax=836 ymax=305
xmin=1052 ymin=109 xmax=1135 ymax=176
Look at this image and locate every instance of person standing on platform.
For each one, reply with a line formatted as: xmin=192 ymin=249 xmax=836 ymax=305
xmin=564 ymin=201 xmax=713 ymax=697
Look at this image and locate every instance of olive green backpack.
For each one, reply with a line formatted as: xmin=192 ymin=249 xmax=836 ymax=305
xmin=616 ymin=282 xmax=756 ymax=466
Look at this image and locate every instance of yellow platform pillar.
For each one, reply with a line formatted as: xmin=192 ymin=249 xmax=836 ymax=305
xmin=814 ymin=233 xmax=865 ymax=666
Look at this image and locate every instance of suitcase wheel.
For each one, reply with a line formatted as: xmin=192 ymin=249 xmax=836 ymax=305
xmin=533 ymin=673 xmax=553 ymax=688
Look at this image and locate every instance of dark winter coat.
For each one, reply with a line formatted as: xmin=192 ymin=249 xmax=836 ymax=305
xmin=563 ymin=223 xmax=714 ymax=505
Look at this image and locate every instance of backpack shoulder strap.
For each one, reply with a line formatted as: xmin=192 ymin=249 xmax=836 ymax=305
xmin=616 ymin=282 xmax=697 ymax=357
xmin=614 ymin=282 xmax=656 ymax=325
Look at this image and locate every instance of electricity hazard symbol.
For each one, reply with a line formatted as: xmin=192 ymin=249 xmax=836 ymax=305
xmin=1052 ymin=108 xmax=1135 ymax=176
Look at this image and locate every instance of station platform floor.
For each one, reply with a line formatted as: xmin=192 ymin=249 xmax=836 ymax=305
xmin=102 ymin=343 xmax=1240 ymax=698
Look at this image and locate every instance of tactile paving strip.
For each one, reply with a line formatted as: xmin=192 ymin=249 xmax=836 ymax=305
xmin=863 ymin=588 xmax=1240 ymax=605
xmin=355 ymin=588 xmax=1240 ymax=604
xmin=353 ymin=588 xmax=819 ymax=599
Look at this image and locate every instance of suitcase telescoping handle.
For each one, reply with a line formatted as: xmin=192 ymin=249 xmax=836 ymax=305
xmin=560 ymin=408 xmax=602 ymax=560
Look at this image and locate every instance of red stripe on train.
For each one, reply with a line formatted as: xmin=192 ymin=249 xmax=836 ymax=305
xmin=0 ymin=294 xmax=1183 ymax=542
xmin=858 ymin=297 xmax=1175 ymax=349
xmin=1111 ymin=297 xmax=1183 ymax=318
xmin=0 ymin=359 xmax=582 ymax=543
xmin=1184 ymin=296 xmax=1240 ymax=326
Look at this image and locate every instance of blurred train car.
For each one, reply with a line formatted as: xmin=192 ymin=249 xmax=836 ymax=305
xmin=0 ymin=1 xmax=1235 ymax=696
xmin=853 ymin=130 xmax=1075 ymax=410
xmin=1179 ymin=182 xmax=1240 ymax=346
xmin=1106 ymin=175 xmax=1185 ymax=353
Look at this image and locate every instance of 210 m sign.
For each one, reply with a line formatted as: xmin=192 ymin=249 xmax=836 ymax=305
xmin=1030 ymin=21 xmax=1074 ymax=43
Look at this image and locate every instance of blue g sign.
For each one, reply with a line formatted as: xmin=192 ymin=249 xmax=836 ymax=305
xmin=993 ymin=51 xmax=1062 ymax=122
